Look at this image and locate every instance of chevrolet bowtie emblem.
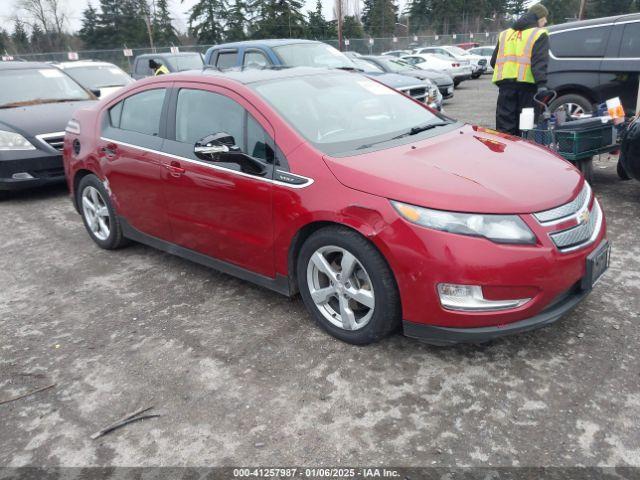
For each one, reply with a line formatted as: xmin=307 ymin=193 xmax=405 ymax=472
xmin=579 ymin=209 xmax=590 ymax=224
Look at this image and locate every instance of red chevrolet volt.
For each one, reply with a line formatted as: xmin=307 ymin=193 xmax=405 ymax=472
xmin=63 ymin=67 xmax=609 ymax=345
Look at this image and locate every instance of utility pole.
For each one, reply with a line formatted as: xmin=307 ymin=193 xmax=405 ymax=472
xmin=579 ymin=0 xmax=587 ymax=20
xmin=335 ymin=0 xmax=344 ymax=51
xmin=144 ymin=14 xmax=156 ymax=52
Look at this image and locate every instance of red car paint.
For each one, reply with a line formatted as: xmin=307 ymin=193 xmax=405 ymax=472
xmin=63 ymin=70 xmax=607 ymax=334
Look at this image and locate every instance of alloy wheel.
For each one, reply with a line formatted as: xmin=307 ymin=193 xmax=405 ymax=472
xmin=306 ymin=246 xmax=375 ymax=331
xmin=81 ymin=186 xmax=111 ymax=241
xmin=562 ymin=102 xmax=590 ymax=118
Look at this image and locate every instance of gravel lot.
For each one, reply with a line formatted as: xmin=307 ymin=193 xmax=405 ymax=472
xmin=1 ymin=76 xmax=639 ymax=468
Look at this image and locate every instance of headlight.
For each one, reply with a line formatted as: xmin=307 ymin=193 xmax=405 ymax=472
xmin=0 ymin=130 xmax=36 ymax=150
xmin=391 ymin=200 xmax=537 ymax=244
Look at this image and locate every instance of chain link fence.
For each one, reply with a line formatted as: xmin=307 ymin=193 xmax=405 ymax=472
xmin=11 ymin=33 xmax=500 ymax=73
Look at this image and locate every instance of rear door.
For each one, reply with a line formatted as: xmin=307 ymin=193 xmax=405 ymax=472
xmin=99 ymin=86 xmax=172 ymax=240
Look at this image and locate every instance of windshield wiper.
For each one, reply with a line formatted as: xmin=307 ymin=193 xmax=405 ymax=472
xmin=0 ymin=98 xmax=85 ymax=109
xmin=356 ymin=121 xmax=454 ymax=150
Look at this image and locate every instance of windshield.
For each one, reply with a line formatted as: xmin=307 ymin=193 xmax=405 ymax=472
xmin=64 ymin=64 xmax=131 ymax=89
xmin=0 ymin=68 xmax=91 ymax=107
xmin=171 ymin=54 xmax=204 ymax=71
xmin=447 ymin=46 xmax=469 ymax=56
xmin=253 ymin=73 xmax=446 ymax=155
xmin=273 ymin=43 xmax=353 ymax=69
xmin=378 ymin=57 xmax=416 ymax=73
xmin=350 ymin=57 xmax=383 ymax=73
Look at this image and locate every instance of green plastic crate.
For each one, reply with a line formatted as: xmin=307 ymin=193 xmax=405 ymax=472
xmin=525 ymin=124 xmax=616 ymax=161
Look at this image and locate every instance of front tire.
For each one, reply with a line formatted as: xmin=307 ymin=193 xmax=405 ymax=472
xmin=549 ymin=93 xmax=593 ymax=117
xmin=77 ymin=174 xmax=127 ymax=250
xmin=617 ymin=159 xmax=632 ymax=180
xmin=296 ymin=226 xmax=401 ymax=345
xmin=577 ymin=158 xmax=594 ymax=184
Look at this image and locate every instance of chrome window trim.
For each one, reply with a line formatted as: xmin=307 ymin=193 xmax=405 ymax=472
xmin=100 ymin=137 xmax=314 ymax=189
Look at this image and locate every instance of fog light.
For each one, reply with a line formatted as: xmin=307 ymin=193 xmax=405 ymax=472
xmin=437 ymin=283 xmax=531 ymax=312
xmin=12 ymin=172 xmax=34 ymax=180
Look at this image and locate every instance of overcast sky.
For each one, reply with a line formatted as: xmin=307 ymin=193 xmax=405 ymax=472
xmin=0 ymin=0 xmax=363 ymax=35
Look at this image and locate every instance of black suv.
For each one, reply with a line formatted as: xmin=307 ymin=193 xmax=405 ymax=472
xmin=548 ymin=13 xmax=640 ymax=116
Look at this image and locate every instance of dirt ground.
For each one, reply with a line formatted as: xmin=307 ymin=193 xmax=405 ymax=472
xmin=1 ymin=76 xmax=639 ymax=468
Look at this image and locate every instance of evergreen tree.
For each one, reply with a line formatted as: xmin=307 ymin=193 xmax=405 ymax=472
xmin=0 ymin=29 xmax=12 ymax=54
xmin=154 ymin=0 xmax=178 ymax=45
xmin=506 ymin=0 xmax=527 ymax=16
xmin=361 ymin=0 xmax=398 ymax=37
xmin=225 ymin=0 xmax=248 ymax=41
xmin=307 ymin=0 xmax=329 ymax=39
xmin=584 ymin=0 xmax=635 ymax=18
xmin=12 ymin=19 xmax=30 ymax=53
xmin=30 ymin=24 xmax=47 ymax=52
xmin=342 ymin=15 xmax=364 ymax=38
xmin=541 ymin=0 xmax=580 ymax=23
xmin=79 ymin=4 xmax=100 ymax=49
xmin=250 ymin=0 xmax=307 ymax=38
xmin=405 ymin=0 xmax=431 ymax=34
xmin=188 ymin=0 xmax=227 ymax=43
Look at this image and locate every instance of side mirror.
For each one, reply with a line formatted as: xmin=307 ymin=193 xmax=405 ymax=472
xmin=194 ymin=132 xmax=267 ymax=176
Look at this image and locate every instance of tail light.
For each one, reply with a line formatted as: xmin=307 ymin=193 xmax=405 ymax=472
xmin=452 ymin=63 xmax=460 ymax=67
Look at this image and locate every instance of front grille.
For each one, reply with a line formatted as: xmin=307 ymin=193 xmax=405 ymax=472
xmin=534 ymin=183 xmax=591 ymax=225
xmin=549 ymin=200 xmax=602 ymax=252
xmin=37 ymin=132 xmax=65 ymax=152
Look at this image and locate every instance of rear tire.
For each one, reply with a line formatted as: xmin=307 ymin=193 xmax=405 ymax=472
xmin=549 ymin=93 xmax=593 ymax=117
xmin=77 ymin=174 xmax=127 ymax=250
xmin=296 ymin=226 xmax=401 ymax=345
xmin=617 ymin=159 xmax=632 ymax=180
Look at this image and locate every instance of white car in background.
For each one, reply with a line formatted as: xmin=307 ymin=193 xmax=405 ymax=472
xmin=381 ymin=50 xmax=412 ymax=58
xmin=402 ymin=53 xmax=473 ymax=87
xmin=468 ymin=46 xmax=496 ymax=73
xmin=413 ymin=45 xmax=487 ymax=78
xmin=54 ymin=61 xmax=133 ymax=99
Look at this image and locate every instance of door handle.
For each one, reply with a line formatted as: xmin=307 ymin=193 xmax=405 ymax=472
xmin=101 ymin=143 xmax=118 ymax=159
xmin=164 ymin=160 xmax=185 ymax=177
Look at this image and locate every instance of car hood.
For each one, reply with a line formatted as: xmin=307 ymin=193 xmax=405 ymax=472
xmin=323 ymin=124 xmax=583 ymax=214
xmin=0 ymin=100 xmax=96 ymax=137
xmin=364 ymin=72 xmax=427 ymax=88
xmin=400 ymin=70 xmax=452 ymax=85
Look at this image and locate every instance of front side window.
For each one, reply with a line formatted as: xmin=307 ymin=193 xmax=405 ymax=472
xmin=551 ymin=26 xmax=610 ymax=58
xmin=114 ymin=88 xmax=166 ymax=136
xmin=175 ymin=89 xmax=244 ymax=146
xmin=619 ymin=22 xmax=640 ymax=57
xmin=247 ymin=114 xmax=275 ymax=163
xmin=216 ymin=51 xmax=238 ymax=70
xmin=0 ymin=68 xmax=91 ymax=108
xmin=244 ymin=50 xmax=269 ymax=68
xmin=253 ymin=73 xmax=447 ymax=155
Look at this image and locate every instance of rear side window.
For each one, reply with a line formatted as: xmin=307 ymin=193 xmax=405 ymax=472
xmin=115 ymin=88 xmax=166 ymax=136
xmin=216 ymin=51 xmax=238 ymax=70
xmin=551 ymin=26 xmax=610 ymax=57
xmin=619 ymin=22 xmax=640 ymax=57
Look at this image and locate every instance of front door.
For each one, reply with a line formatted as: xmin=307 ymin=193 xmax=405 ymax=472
xmin=99 ymin=86 xmax=172 ymax=241
xmin=160 ymin=84 xmax=276 ymax=278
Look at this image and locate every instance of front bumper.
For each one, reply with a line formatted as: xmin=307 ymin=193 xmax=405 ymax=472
xmin=403 ymin=281 xmax=589 ymax=345
xmin=439 ymin=84 xmax=455 ymax=99
xmin=0 ymin=152 xmax=65 ymax=191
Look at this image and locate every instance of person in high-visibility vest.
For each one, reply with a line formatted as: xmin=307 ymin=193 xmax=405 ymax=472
xmin=149 ymin=59 xmax=170 ymax=76
xmin=490 ymin=3 xmax=550 ymax=135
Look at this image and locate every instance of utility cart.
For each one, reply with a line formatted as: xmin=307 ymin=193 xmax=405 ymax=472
xmin=522 ymin=92 xmax=621 ymax=183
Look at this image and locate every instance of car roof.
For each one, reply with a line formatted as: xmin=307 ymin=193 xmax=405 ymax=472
xmin=136 ymin=52 xmax=201 ymax=59
xmin=549 ymin=13 xmax=640 ymax=32
xmin=209 ymin=39 xmax=322 ymax=49
xmin=0 ymin=61 xmax=59 ymax=70
xmin=159 ymin=66 xmax=351 ymax=85
xmin=55 ymin=61 xmax=120 ymax=69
